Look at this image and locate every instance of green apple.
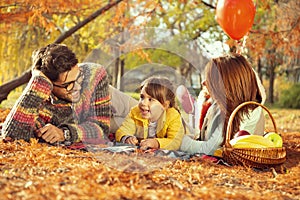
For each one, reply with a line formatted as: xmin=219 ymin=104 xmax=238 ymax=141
xmin=263 ymin=132 xmax=283 ymax=147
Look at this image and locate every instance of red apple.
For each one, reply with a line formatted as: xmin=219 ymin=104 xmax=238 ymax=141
xmin=234 ymin=130 xmax=250 ymax=138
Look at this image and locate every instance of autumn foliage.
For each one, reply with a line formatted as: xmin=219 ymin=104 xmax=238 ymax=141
xmin=0 ymin=108 xmax=299 ymax=199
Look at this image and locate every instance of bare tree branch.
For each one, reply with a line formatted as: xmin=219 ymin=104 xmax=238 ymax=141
xmin=55 ymin=0 xmax=123 ymax=43
xmin=201 ymin=0 xmax=216 ymax=9
xmin=0 ymin=70 xmax=31 ymax=103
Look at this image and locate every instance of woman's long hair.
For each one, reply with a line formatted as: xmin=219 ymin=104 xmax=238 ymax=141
xmin=205 ymin=54 xmax=262 ymax=143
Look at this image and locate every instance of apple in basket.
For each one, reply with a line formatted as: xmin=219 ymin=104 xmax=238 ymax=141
xmin=234 ymin=130 xmax=250 ymax=138
xmin=263 ymin=132 xmax=283 ymax=147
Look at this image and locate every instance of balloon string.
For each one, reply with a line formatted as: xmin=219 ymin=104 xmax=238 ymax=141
xmin=236 ymin=35 xmax=248 ymax=54
xmin=236 ymin=40 xmax=242 ymax=54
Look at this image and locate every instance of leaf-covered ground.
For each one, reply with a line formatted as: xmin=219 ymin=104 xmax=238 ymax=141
xmin=0 ymin=108 xmax=299 ymax=200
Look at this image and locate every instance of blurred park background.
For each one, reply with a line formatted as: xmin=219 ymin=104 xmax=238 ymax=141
xmin=0 ymin=3 xmax=299 ymax=199
xmin=0 ymin=0 xmax=299 ymax=109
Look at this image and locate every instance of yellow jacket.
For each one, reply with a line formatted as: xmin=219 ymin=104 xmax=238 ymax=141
xmin=115 ymin=105 xmax=185 ymax=150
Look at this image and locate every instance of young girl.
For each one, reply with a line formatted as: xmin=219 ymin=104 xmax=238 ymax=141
xmin=180 ymin=53 xmax=266 ymax=155
xmin=115 ymin=76 xmax=185 ymax=150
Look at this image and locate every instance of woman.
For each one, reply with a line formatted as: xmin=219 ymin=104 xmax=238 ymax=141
xmin=180 ymin=53 xmax=266 ymax=155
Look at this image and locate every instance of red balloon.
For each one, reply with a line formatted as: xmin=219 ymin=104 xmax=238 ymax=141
xmin=216 ymin=0 xmax=256 ymax=40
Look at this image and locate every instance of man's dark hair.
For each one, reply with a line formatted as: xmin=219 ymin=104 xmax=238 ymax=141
xmin=32 ymin=43 xmax=78 ymax=81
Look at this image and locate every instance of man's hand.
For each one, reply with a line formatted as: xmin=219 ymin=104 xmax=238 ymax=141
xmin=37 ymin=124 xmax=65 ymax=144
xmin=31 ymin=69 xmax=51 ymax=83
xmin=139 ymin=138 xmax=159 ymax=150
xmin=125 ymin=136 xmax=139 ymax=145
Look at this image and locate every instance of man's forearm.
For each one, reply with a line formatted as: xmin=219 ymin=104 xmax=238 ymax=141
xmin=1 ymin=76 xmax=52 ymax=141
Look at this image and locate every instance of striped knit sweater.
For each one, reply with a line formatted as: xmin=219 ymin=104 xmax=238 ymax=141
xmin=1 ymin=63 xmax=111 ymax=144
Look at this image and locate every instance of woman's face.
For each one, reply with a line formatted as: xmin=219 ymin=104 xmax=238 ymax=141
xmin=138 ymin=86 xmax=166 ymax=122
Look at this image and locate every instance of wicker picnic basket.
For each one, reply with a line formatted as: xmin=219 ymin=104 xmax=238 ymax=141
xmin=222 ymin=101 xmax=286 ymax=168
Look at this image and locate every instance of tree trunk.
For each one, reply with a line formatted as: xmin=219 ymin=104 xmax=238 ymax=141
xmin=0 ymin=0 xmax=123 ymax=104
xmin=120 ymin=58 xmax=125 ymax=91
xmin=114 ymin=57 xmax=120 ymax=89
xmin=269 ymin=60 xmax=275 ymax=104
xmin=257 ymin=57 xmax=263 ymax=82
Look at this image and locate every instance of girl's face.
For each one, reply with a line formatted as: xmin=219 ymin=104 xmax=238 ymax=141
xmin=138 ymin=86 xmax=167 ymax=122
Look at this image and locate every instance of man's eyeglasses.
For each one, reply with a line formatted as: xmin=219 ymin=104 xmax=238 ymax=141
xmin=53 ymin=70 xmax=84 ymax=92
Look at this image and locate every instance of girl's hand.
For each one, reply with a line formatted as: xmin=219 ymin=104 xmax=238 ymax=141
xmin=125 ymin=136 xmax=139 ymax=145
xmin=140 ymin=138 xmax=159 ymax=150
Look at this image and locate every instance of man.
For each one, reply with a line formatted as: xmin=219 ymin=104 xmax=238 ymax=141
xmin=1 ymin=43 xmax=112 ymax=145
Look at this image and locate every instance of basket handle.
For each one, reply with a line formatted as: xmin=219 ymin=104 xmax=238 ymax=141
xmin=224 ymin=101 xmax=278 ymax=148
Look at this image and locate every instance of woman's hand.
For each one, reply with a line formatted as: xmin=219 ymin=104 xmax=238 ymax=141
xmin=140 ymin=138 xmax=159 ymax=150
